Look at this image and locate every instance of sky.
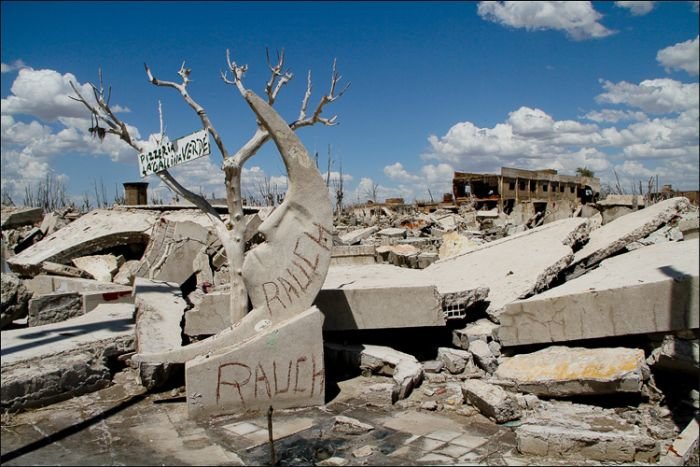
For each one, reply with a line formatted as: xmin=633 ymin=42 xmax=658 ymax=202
xmin=1 ymin=1 xmax=699 ymax=207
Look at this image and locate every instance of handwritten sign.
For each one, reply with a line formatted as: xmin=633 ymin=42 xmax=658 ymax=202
xmin=138 ymin=129 xmax=210 ymax=177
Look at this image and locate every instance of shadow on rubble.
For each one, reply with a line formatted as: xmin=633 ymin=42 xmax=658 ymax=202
xmin=0 ymin=392 xmax=148 ymax=464
xmin=0 ymin=318 xmax=134 ymax=357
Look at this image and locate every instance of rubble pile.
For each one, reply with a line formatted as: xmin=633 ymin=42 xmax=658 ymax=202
xmin=1 ymin=196 xmax=698 ymax=465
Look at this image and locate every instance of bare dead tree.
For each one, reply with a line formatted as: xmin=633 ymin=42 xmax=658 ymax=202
xmin=333 ymin=159 xmax=344 ymax=219
xmin=70 ymin=50 xmax=349 ymax=323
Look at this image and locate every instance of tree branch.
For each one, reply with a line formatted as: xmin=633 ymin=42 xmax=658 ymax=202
xmin=144 ymin=62 xmax=229 ymax=161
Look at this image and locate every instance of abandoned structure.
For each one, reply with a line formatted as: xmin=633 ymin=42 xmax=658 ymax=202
xmin=452 ymin=167 xmax=601 ymax=213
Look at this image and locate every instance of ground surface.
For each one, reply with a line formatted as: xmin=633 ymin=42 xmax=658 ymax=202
xmin=5 ymin=365 xmax=687 ymax=466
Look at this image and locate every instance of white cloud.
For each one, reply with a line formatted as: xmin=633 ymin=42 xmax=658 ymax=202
xmin=0 ymin=68 xmax=97 ymax=121
xmin=656 ymin=36 xmax=699 ymax=76
xmin=583 ymin=109 xmax=648 ymax=123
xmin=384 ymin=162 xmax=420 ymax=182
xmin=0 ymin=59 xmax=28 ymax=74
xmin=596 ymin=78 xmax=699 ymax=113
xmin=615 ymin=1 xmax=655 ymax=15
xmin=477 ymin=1 xmax=614 ymax=40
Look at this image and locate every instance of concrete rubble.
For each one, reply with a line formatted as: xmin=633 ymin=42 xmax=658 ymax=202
xmin=499 ymin=239 xmax=698 ymax=346
xmin=494 ymin=346 xmax=649 ymax=396
xmin=1 ymin=188 xmax=699 ymax=465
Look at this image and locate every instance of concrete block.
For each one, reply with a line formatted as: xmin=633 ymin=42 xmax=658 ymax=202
xmin=184 ymin=290 xmax=230 ymax=336
xmin=360 ymin=344 xmax=423 ymax=401
xmin=461 ymin=379 xmax=521 ymax=423
xmin=1 ymin=303 xmax=135 ymax=411
xmin=647 ymin=335 xmax=699 ymax=374
xmin=185 ymin=307 xmax=325 ymax=419
xmin=494 ymin=346 xmax=648 ymax=396
xmin=8 ymin=208 xmax=158 ymax=277
xmin=113 ymin=259 xmax=140 ymax=286
xmin=134 ymin=278 xmax=187 ymax=388
xmin=135 ymin=216 xmax=214 ymax=286
xmin=516 ymin=400 xmax=658 ymax=463
xmin=24 ymin=275 xmax=133 ymax=316
xmin=28 ymin=292 xmax=83 ymax=326
xmin=499 ymin=240 xmax=699 ymax=346
xmin=678 ymin=211 xmax=699 ymax=240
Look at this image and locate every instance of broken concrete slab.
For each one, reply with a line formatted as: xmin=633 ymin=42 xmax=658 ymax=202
xmin=25 ymin=274 xmax=133 ymax=317
xmin=134 ymin=211 xmax=216 ymax=286
xmin=325 ymin=343 xmax=423 ymax=402
xmin=339 ymin=226 xmax=379 ymax=245
xmin=41 ymin=261 xmax=88 ymax=278
xmin=28 ymin=292 xmax=83 ymax=326
xmin=72 ymin=254 xmax=123 ymax=282
xmin=14 ymin=227 xmax=43 ymax=253
xmin=461 ymin=379 xmax=521 ymax=423
xmin=678 ymin=211 xmax=699 ymax=240
xmin=185 ymin=307 xmax=325 ymax=419
xmin=184 ymin=290 xmax=230 ymax=336
xmin=316 ymin=265 xmax=446 ymax=330
xmin=7 ymin=208 xmax=158 ymax=277
xmin=359 ymin=344 xmax=424 ymax=401
xmin=133 ymin=277 xmax=187 ymax=389
xmin=1 ymin=206 xmax=43 ymax=229
xmin=332 ymin=415 xmax=375 ymax=434
xmin=1 ymin=272 xmax=31 ymax=328
xmin=647 ymin=334 xmax=699 ymax=374
xmin=427 ymin=217 xmax=590 ymax=317
xmin=498 ymin=240 xmax=699 ymax=346
xmin=377 ymin=227 xmax=406 ymax=239
xmin=659 ymin=417 xmax=699 ymax=466
xmin=1 ymin=303 xmax=135 ymax=411
xmin=330 ymin=245 xmax=376 ymax=266
xmin=516 ymin=400 xmax=659 ymax=463
xmin=570 ymin=196 xmax=689 ymax=276
xmin=494 ymin=346 xmax=648 ymax=397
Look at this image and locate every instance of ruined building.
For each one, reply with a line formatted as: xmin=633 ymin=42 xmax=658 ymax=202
xmin=453 ymin=167 xmax=601 ymax=213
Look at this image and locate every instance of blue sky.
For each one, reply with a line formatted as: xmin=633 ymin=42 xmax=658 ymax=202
xmin=2 ymin=1 xmax=698 ymax=207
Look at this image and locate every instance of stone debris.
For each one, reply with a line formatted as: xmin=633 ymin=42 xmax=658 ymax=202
xmin=1 ymin=184 xmax=698 ymax=465
xmin=28 ymin=291 xmax=83 ymax=326
xmin=461 ymin=379 xmax=521 ymax=423
xmin=7 ymin=208 xmax=158 ymax=277
xmin=332 ymin=415 xmax=375 ymax=434
xmin=494 ymin=346 xmax=648 ymax=397
xmin=1 ymin=272 xmax=31 ymax=328
xmin=516 ymin=400 xmax=659 ymax=463
xmin=468 ymin=339 xmax=498 ymax=373
xmin=436 ymin=347 xmax=474 ymax=374
xmin=1 ymin=206 xmax=44 ymax=229
xmin=134 ymin=211 xmax=216 ymax=286
xmin=72 ymin=254 xmax=123 ymax=282
xmin=659 ymin=418 xmax=699 ymax=466
xmin=647 ymin=334 xmax=699 ymax=374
